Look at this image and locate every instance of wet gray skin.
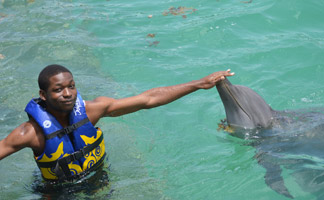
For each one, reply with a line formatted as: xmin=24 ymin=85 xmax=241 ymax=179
xmin=216 ymin=78 xmax=274 ymax=129
xmin=215 ymin=78 xmax=324 ymax=199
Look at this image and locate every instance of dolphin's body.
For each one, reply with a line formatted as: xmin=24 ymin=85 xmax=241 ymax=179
xmin=216 ymin=78 xmax=324 ymax=199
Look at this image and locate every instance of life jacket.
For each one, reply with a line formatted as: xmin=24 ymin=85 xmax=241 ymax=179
xmin=25 ymin=92 xmax=106 ymax=182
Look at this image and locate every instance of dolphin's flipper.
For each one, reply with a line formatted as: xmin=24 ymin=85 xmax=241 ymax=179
xmin=255 ymin=152 xmax=294 ymax=199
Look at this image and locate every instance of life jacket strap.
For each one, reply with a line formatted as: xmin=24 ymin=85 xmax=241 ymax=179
xmin=37 ymin=133 xmax=104 ymax=180
xmin=45 ymin=118 xmax=90 ymax=140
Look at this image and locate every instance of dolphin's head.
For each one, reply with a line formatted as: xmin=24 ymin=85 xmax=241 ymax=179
xmin=216 ymin=78 xmax=274 ymax=129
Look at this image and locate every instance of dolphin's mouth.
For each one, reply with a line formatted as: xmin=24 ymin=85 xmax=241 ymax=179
xmin=219 ymin=80 xmax=253 ymax=122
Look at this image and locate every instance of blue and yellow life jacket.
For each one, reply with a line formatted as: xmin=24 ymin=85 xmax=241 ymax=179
xmin=25 ymin=92 xmax=106 ymax=182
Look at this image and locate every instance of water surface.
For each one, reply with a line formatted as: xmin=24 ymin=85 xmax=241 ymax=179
xmin=0 ymin=0 xmax=324 ymax=199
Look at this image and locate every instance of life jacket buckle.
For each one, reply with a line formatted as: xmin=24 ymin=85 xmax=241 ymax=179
xmin=70 ymin=148 xmax=85 ymax=161
xmin=63 ymin=124 xmax=77 ymax=135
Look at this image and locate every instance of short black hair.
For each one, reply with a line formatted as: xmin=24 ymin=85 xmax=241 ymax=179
xmin=38 ymin=64 xmax=72 ymax=91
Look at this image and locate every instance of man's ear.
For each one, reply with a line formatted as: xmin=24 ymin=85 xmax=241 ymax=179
xmin=39 ymin=89 xmax=46 ymax=101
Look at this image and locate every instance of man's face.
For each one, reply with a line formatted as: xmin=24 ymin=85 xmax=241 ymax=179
xmin=40 ymin=72 xmax=77 ymax=113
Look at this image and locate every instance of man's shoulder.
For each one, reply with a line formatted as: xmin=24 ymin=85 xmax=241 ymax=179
xmin=5 ymin=119 xmax=45 ymax=152
xmin=84 ymin=97 xmax=116 ymax=125
xmin=20 ymin=119 xmax=45 ymax=156
xmin=24 ymin=118 xmax=43 ymax=136
xmin=84 ymin=97 xmax=115 ymax=110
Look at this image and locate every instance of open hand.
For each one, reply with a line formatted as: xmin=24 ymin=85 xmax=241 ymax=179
xmin=199 ymin=69 xmax=235 ymax=89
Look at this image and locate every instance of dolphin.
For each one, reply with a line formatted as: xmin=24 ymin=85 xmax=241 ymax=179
xmin=216 ymin=78 xmax=324 ymax=199
xmin=216 ymin=78 xmax=274 ymax=129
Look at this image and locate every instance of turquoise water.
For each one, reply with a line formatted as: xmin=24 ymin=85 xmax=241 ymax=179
xmin=0 ymin=0 xmax=324 ymax=199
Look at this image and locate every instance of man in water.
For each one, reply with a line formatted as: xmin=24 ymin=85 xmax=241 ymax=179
xmin=0 ymin=64 xmax=234 ymax=182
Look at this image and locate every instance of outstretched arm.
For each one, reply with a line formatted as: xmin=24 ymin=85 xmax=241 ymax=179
xmin=86 ymin=70 xmax=234 ymax=123
xmin=121 ymin=69 xmax=235 ymax=110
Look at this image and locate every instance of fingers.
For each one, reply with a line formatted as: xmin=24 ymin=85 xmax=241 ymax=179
xmin=200 ymin=69 xmax=235 ymax=89
xmin=226 ymin=69 xmax=235 ymax=76
xmin=215 ymin=69 xmax=234 ymax=83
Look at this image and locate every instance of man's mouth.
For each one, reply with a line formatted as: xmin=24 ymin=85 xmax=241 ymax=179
xmin=61 ymin=99 xmax=75 ymax=105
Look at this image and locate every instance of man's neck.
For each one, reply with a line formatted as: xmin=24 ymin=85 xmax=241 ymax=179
xmin=47 ymin=107 xmax=70 ymax=128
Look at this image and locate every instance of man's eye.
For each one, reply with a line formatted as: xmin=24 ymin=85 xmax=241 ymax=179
xmin=69 ymin=85 xmax=75 ymax=89
xmin=54 ymin=88 xmax=62 ymax=92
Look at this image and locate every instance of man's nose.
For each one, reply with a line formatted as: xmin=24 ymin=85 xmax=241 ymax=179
xmin=63 ymin=88 xmax=72 ymax=97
